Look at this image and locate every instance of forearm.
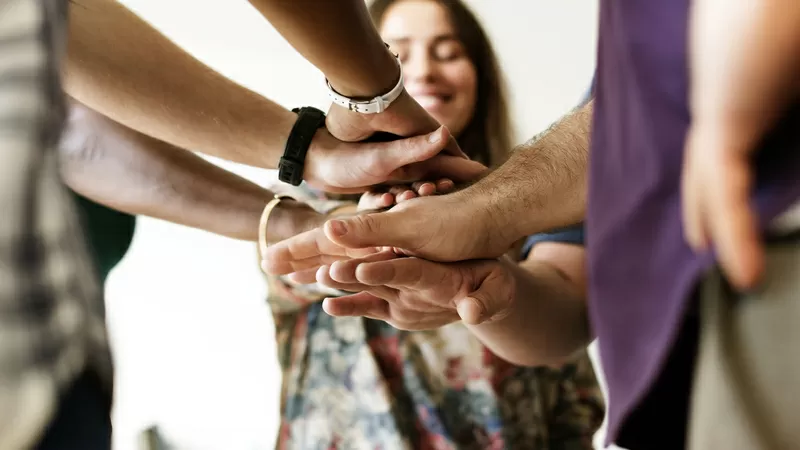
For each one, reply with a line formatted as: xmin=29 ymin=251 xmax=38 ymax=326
xmin=690 ymin=0 xmax=800 ymax=142
xmin=463 ymin=101 xmax=592 ymax=247
xmin=60 ymin=103 xmax=321 ymax=242
xmin=64 ymin=0 xmax=295 ymax=169
xmin=249 ymin=0 xmax=398 ymax=98
xmin=466 ymin=258 xmax=590 ymax=367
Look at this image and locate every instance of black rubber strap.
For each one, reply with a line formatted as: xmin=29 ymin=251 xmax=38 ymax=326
xmin=278 ymin=107 xmax=327 ymax=186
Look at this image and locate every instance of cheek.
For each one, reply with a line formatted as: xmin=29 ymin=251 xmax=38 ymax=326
xmin=443 ymin=65 xmax=478 ymax=127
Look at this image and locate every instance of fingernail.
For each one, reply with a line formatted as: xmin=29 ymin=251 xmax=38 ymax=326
xmin=428 ymin=128 xmax=442 ymax=143
xmin=329 ymin=219 xmax=348 ymax=236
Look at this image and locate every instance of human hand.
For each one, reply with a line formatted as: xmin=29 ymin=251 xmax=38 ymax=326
xmin=681 ymin=126 xmax=764 ymax=291
xmin=357 ymin=178 xmax=455 ymax=211
xmin=314 ymin=251 xmax=515 ymax=330
xmin=326 ymin=89 xmax=464 ymax=157
xmin=303 ymin=125 xmax=485 ymax=194
xmin=261 ymin=191 xmax=518 ymax=278
xmin=682 ymin=0 xmax=800 ymax=290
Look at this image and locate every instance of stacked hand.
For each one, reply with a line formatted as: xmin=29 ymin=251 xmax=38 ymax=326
xmin=261 ymin=191 xmax=518 ymax=281
xmin=313 ymin=251 xmax=516 ymax=330
xmin=303 ymin=125 xmax=485 ymax=194
xmin=326 ymin=89 xmax=464 ymax=157
xmin=269 ymin=89 xmax=513 ymax=327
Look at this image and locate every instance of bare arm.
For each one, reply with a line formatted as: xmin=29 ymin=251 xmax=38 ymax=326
xmin=64 ymin=0 xmax=295 ymax=170
xmin=471 ymin=101 xmax=592 ymax=248
xmin=64 ymin=0 xmax=479 ymax=192
xmin=465 ymin=247 xmax=589 ymax=367
xmin=59 ymin=102 xmax=323 ymax=242
xmin=249 ymin=0 xmax=398 ymax=98
xmin=690 ymin=0 xmax=800 ymax=138
xmin=682 ymin=0 xmax=800 ymax=289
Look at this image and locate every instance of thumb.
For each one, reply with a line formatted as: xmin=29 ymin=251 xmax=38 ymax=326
xmin=373 ymin=126 xmax=451 ymax=172
xmin=397 ymin=155 xmax=488 ymax=184
xmin=456 ymin=265 xmax=513 ymax=325
xmin=324 ymin=211 xmax=417 ymax=251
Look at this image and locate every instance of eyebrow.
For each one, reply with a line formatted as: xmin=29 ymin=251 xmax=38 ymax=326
xmin=385 ymin=34 xmax=460 ymax=45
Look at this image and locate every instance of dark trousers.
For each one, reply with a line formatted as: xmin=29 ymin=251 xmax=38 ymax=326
xmin=34 ymin=370 xmax=112 ymax=450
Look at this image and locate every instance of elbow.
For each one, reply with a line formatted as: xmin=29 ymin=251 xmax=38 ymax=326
xmin=58 ymin=103 xmax=106 ymax=193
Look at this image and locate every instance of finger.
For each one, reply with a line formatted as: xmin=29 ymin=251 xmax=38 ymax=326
xmin=322 ymin=292 xmax=390 ymax=318
xmin=435 ymin=178 xmax=455 ymax=194
xmin=681 ymin=135 xmax=710 ymax=251
xmin=396 ymin=190 xmax=417 ymax=202
xmin=324 ymin=211 xmax=418 ymax=252
xmin=411 ymin=181 xmax=436 ymax=197
xmin=262 ymin=252 xmax=353 ymax=277
xmin=388 ymin=185 xmax=408 ymax=196
xmin=354 ymin=257 xmax=453 ymax=291
xmin=443 ymin=133 xmax=467 ymax=158
xmin=264 ymin=225 xmax=384 ymax=275
xmin=315 ymin=265 xmax=363 ymax=292
xmin=286 ymin=268 xmax=320 ymax=284
xmin=710 ymin=159 xmax=764 ymax=290
xmin=386 ymin=185 xmax=416 ymax=202
xmin=458 ymin=263 xmax=514 ymax=325
xmin=388 ymin=155 xmax=488 ymax=184
xmin=358 ymin=192 xmax=394 ymax=211
xmin=261 ymin=229 xmax=337 ymax=274
xmin=329 ymin=251 xmax=398 ymax=283
xmin=369 ymin=126 xmax=452 ymax=175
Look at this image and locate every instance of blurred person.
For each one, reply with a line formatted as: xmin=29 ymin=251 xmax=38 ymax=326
xmin=262 ymin=1 xmax=800 ymax=449
xmin=262 ymin=1 xmax=603 ymax=449
xmin=0 ymin=1 xmax=110 ymax=449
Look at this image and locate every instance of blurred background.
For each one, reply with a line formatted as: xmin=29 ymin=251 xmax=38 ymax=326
xmin=106 ymin=1 xmax=599 ymax=448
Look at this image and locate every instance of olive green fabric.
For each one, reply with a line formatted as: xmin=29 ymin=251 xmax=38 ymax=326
xmin=72 ymin=193 xmax=136 ymax=284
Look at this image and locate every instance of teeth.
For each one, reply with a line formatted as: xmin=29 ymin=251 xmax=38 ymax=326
xmin=414 ymin=95 xmax=445 ymax=107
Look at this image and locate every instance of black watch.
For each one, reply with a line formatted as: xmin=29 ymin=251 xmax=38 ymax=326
xmin=278 ymin=106 xmax=327 ymax=186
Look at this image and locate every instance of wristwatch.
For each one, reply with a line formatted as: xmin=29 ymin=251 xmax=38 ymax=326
xmin=325 ymin=44 xmax=404 ymax=114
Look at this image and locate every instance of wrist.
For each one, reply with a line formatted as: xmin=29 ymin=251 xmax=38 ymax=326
xmin=267 ymin=200 xmax=325 ymax=242
xmin=326 ymin=46 xmax=400 ymax=99
xmin=302 ymin=127 xmax=336 ymax=189
xmin=455 ymin=186 xmax=521 ymax=257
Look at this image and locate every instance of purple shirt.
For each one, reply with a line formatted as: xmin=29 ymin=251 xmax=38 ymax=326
xmin=588 ymin=0 xmax=800 ymax=445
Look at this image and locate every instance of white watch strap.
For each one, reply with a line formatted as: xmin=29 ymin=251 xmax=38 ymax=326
xmin=326 ymin=58 xmax=404 ymax=114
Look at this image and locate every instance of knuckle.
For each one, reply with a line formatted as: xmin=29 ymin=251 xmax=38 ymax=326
xmin=357 ymin=214 xmax=382 ymax=236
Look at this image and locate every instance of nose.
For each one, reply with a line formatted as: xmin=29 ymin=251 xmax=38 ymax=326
xmin=403 ymin=48 xmax=436 ymax=83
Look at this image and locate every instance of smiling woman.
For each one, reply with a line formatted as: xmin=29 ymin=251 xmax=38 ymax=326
xmin=373 ymin=0 xmax=512 ymax=167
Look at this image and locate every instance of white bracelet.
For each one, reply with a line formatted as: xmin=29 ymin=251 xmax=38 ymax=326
xmin=325 ymin=47 xmax=404 ymax=114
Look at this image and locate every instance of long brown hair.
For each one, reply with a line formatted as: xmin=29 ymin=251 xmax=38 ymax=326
xmin=369 ymin=0 xmax=514 ymax=167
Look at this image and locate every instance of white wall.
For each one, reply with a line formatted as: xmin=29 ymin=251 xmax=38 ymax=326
xmin=106 ymin=1 xmax=600 ymax=449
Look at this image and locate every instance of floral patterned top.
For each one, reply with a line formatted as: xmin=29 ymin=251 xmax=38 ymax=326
xmin=265 ymin=185 xmax=605 ymax=450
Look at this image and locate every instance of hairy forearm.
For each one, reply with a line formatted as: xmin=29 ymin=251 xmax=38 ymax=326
xmin=64 ymin=0 xmax=295 ymax=169
xmin=690 ymin=0 xmax=800 ymax=143
xmin=463 ymin=101 xmax=592 ymax=247
xmin=249 ymin=0 xmax=398 ymax=97
xmin=466 ymin=258 xmax=590 ymax=367
xmin=60 ymin=103 xmax=321 ymax=242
